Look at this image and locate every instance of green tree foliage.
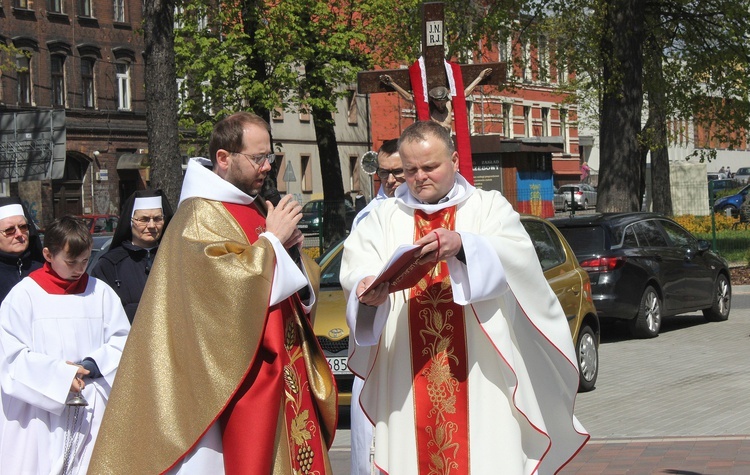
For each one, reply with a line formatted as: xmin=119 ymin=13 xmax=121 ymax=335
xmin=549 ymin=0 xmax=750 ymax=213
xmin=174 ymin=0 xmax=373 ymax=244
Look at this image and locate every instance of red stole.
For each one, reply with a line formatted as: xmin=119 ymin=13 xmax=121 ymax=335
xmin=409 ymin=207 xmax=470 ymax=474
xmin=219 ymin=202 xmax=328 ymax=475
xmin=29 ymin=262 xmax=89 ymax=294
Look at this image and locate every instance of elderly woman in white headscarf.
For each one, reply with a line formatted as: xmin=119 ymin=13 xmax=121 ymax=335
xmin=90 ymin=190 xmax=173 ymax=323
xmin=0 ymin=196 xmax=44 ymax=302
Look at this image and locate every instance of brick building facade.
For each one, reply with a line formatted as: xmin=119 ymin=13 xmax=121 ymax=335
xmin=0 ymin=0 xmax=149 ymax=227
xmin=367 ymin=33 xmax=583 ymax=217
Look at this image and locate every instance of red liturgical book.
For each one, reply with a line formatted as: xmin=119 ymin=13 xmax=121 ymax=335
xmin=360 ymin=243 xmax=433 ymax=297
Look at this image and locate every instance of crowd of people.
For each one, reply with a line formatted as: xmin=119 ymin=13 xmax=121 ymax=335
xmin=0 ymin=113 xmax=587 ymax=474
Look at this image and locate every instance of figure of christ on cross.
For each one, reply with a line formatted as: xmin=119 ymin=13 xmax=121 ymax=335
xmin=380 ymin=68 xmax=493 ymax=131
xmin=357 ymin=2 xmax=506 ymax=185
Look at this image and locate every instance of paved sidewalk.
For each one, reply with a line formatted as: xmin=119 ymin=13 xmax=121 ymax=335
xmin=560 ymin=436 xmax=750 ymax=474
xmin=330 ymin=286 xmax=750 ymax=474
xmin=559 ymin=285 xmax=750 ymax=475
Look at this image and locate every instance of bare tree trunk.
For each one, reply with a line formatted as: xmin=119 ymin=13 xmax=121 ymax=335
xmin=644 ymin=33 xmax=672 ymax=215
xmin=305 ymin=64 xmax=346 ymax=250
xmin=143 ymin=0 xmax=183 ymax=207
xmin=596 ymin=0 xmax=646 ymax=212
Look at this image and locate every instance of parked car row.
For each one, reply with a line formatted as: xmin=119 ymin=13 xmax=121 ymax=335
xmin=77 ymin=214 xmax=119 ymax=234
xmin=298 ymin=199 xmax=357 ymax=235
xmin=554 ymin=183 xmax=598 ymax=211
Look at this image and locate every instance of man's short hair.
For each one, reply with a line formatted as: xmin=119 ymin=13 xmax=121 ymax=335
xmin=398 ymin=121 xmax=455 ymax=154
xmin=378 ymin=138 xmax=399 ymax=157
xmin=44 ymin=216 xmax=93 ymax=257
xmin=208 ymin=112 xmax=271 ymax=166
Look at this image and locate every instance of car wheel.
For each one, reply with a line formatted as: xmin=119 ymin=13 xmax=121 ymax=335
xmin=583 ymin=199 xmax=589 ymax=210
xmin=563 ymin=201 xmax=570 ymax=212
xmin=576 ymin=325 xmax=598 ymax=392
xmin=703 ymin=273 xmax=731 ymax=322
xmin=629 ymin=286 xmax=661 ymax=338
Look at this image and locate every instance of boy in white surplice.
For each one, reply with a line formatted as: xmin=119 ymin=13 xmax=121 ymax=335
xmin=0 ymin=216 xmax=130 ymax=474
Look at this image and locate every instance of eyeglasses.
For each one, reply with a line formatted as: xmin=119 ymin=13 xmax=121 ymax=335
xmin=376 ymin=167 xmax=405 ymax=180
xmin=232 ymin=151 xmax=276 ymax=166
xmin=132 ymin=216 xmax=165 ymax=225
xmin=1 ymin=223 xmax=29 ymax=237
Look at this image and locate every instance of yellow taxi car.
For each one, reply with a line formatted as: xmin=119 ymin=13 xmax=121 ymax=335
xmin=313 ymin=215 xmax=600 ymax=405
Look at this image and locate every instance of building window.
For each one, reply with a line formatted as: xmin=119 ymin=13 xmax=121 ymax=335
xmin=521 ymin=39 xmax=531 ymax=82
xmin=301 ymin=155 xmax=312 ymax=193
xmin=560 ymin=108 xmax=569 ymax=153
xmin=14 ymin=0 xmax=30 ymax=8
xmin=176 ymin=77 xmax=187 ymax=114
xmin=557 ymin=50 xmax=568 ymax=84
xmin=272 ymin=107 xmax=284 ymax=122
xmin=300 ymin=106 xmax=311 ymax=123
xmin=538 ymin=36 xmax=549 ymax=83
xmin=78 ymin=0 xmax=92 ymax=17
xmin=347 ymin=89 xmax=358 ymax=125
xmin=51 ymin=55 xmax=66 ymax=107
xmin=47 ymin=0 xmax=64 ymax=13
xmin=116 ymin=62 xmax=131 ymax=111
xmin=81 ymin=57 xmax=95 ymax=108
xmin=503 ymin=102 xmax=513 ymax=138
xmin=16 ymin=55 xmax=32 ymax=106
xmin=498 ymin=34 xmax=513 ymax=78
xmin=541 ymin=107 xmax=550 ymax=136
xmin=524 ymin=106 xmax=532 ymax=137
xmin=276 ymin=158 xmax=288 ymax=193
xmin=113 ymin=0 xmax=125 ymax=22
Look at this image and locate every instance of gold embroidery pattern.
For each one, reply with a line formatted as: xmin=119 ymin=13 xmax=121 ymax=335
xmin=416 ymin=276 xmax=463 ymax=475
xmin=283 ymin=318 xmax=323 ymax=475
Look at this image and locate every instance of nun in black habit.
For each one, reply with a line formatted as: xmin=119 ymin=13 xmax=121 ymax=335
xmin=0 ymin=197 xmax=44 ymax=302
xmin=90 ymin=190 xmax=173 ymax=323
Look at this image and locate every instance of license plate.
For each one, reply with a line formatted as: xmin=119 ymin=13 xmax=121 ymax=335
xmin=327 ymin=356 xmax=349 ymax=375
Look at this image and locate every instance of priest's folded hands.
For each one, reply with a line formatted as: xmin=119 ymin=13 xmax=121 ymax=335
xmin=265 ymin=193 xmax=303 ymax=245
xmin=414 ymin=228 xmax=462 ymax=263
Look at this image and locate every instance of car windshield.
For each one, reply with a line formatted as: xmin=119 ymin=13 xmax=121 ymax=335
xmin=302 ymin=201 xmax=321 ymax=213
xmin=557 ymin=226 xmax=607 ymax=255
xmin=320 ymin=246 xmax=342 ymax=287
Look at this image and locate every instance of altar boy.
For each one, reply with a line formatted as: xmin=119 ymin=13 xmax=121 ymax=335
xmin=0 ymin=216 xmax=130 ymax=474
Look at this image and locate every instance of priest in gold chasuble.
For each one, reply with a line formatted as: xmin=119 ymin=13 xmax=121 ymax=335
xmin=90 ymin=113 xmax=336 ymax=474
xmin=341 ymin=121 xmax=588 ymax=475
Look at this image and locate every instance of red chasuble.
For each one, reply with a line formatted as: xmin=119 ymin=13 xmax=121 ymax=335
xmin=409 ymin=207 xmax=471 ymax=474
xmin=219 ymin=202 xmax=329 ymax=475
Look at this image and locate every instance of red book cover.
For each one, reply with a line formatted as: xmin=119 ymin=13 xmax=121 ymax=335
xmin=360 ymin=243 xmax=433 ymax=296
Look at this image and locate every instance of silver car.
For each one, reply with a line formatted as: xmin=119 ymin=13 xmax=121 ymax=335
xmin=734 ymin=167 xmax=750 ymax=184
xmin=554 ymin=183 xmax=597 ymax=211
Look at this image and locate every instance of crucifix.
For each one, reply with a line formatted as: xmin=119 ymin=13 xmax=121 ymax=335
xmin=357 ymin=2 xmax=507 ymax=184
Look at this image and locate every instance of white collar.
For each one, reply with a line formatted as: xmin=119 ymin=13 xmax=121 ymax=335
xmin=178 ymin=157 xmax=257 ymax=207
xmin=395 ymin=173 xmax=474 ymax=213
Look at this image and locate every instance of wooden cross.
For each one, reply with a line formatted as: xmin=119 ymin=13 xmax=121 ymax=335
xmin=357 ymin=2 xmax=506 ymax=101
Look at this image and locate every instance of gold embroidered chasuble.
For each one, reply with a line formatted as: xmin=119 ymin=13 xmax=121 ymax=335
xmin=88 ymin=198 xmax=336 ymax=474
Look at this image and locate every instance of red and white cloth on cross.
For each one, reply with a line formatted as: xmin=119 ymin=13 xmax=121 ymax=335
xmin=408 ymin=56 xmax=475 ymax=185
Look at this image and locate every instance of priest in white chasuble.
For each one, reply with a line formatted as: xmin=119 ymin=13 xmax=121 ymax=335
xmin=341 ymin=120 xmax=588 ymax=475
xmin=90 ymin=112 xmax=336 ymax=474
